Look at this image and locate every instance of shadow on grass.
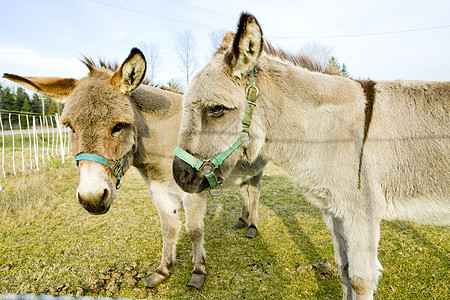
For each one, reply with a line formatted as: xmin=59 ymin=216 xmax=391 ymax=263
xmin=385 ymin=221 xmax=449 ymax=264
xmin=175 ymin=174 xmax=341 ymax=299
xmin=259 ymin=176 xmax=341 ymax=299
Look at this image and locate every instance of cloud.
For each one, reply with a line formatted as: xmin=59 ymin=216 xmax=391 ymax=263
xmin=0 ymin=44 xmax=85 ymax=78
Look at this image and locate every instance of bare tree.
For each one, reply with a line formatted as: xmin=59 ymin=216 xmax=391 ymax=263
xmin=139 ymin=42 xmax=162 ymax=85
xmin=175 ymin=30 xmax=198 ymax=86
xmin=209 ymin=29 xmax=226 ymax=53
xmin=299 ymin=41 xmax=334 ymax=66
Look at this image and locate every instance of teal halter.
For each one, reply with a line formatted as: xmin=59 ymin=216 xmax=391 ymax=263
xmin=74 ymin=152 xmax=129 ymax=189
xmin=173 ymin=69 xmax=259 ymax=196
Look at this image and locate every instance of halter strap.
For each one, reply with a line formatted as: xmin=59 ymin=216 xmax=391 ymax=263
xmin=74 ymin=152 xmax=129 ymax=189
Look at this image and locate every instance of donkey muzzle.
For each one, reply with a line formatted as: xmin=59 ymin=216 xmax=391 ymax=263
xmin=76 ymin=161 xmax=116 ymax=215
xmin=172 ymin=156 xmax=209 ymax=194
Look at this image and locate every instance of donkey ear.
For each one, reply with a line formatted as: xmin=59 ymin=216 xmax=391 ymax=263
xmin=225 ymin=13 xmax=263 ymax=79
xmin=2 ymin=73 xmax=78 ymax=102
xmin=111 ymin=48 xmax=147 ymax=94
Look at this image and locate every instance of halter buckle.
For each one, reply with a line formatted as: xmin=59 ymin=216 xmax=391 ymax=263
xmin=199 ymin=160 xmax=215 ymax=176
xmin=246 ymin=85 xmax=259 ymax=102
xmin=112 ymin=160 xmax=124 ymax=178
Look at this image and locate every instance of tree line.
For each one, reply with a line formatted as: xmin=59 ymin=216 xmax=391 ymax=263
xmin=0 ymin=84 xmax=63 ymax=129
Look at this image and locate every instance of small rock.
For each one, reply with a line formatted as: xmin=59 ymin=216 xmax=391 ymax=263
xmin=99 ymin=273 xmax=111 ymax=280
xmin=89 ymin=276 xmax=104 ymax=291
xmin=49 ymin=287 xmax=57 ymax=295
xmin=312 ymin=261 xmax=339 ymax=277
xmin=138 ymin=289 xmax=148 ymax=298
xmin=0 ymin=264 xmax=12 ymax=271
xmin=76 ymin=287 xmax=84 ymax=297
xmin=106 ymin=280 xmax=119 ymax=295
xmin=99 ymin=267 xmax=112 ymax=274
xmin=124 ymin=273 xmax=137 ymax=287
xmin=296 ymin=265 xmax=311 ymax=275
xmin=140 ymin=262 xmax=152 ymax=273
xmin=112 ymin=271 xmax=123 ymax=280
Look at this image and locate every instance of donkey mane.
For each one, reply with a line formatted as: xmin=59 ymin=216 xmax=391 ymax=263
xmin=263 ymin=41 xmax=342 ymax=76
xmin=80 ymin=56 xmax=182 ymax=94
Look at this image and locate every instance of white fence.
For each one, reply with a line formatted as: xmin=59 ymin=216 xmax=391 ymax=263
xmin=0 ymin=112 xmax=70 ymax=191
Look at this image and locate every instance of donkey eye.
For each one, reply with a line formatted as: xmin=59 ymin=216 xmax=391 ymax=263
xmin=208 ymin=105 xmax=225 ymax=116
xmin=111 ymin=123 xmax=125 ymax=136
xmin=64 ymin=123 xmax=75 ymax=133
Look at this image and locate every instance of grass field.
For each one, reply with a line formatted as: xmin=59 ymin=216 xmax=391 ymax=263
xmin=0 ymin=160 xmax=449 ymax=299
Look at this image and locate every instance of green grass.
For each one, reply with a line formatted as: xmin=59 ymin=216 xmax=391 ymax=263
xmin=0 ymin=162 xmax=448 ymax=299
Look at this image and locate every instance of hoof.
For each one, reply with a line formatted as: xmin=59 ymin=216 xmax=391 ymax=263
xmin=142 ymin=273 xmax=168 ymax=287
xmin=246 ymin=226 xmax=257 ymax=238
xmin=232 ymin=218 xmax=248 ymax=230
xmin=187 ymin=273 xmax=206 ymax=289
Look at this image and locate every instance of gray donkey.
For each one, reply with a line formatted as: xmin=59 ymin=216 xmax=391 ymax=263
xmin=172 ymin=13 xmax=449 ymax=300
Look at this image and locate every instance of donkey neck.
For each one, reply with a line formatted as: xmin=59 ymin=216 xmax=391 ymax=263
xmin=128 ymin=85 xmax=183 ymax=182
xmin=129 ymin=85 xmax=181 ymax=117
xmin=256 ymin=58 xmax=366 ymax=190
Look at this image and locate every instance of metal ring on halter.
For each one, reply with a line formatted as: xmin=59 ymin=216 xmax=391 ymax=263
xmin=209 ymin=183 xmax=223 ymax=196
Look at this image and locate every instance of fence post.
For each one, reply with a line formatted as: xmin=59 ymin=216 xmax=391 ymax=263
xmin=0 ymin=113 xmax=5 ymax=179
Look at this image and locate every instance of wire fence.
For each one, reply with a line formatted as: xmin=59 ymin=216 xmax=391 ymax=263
xmin=0 ymin=112 xmax=71 ymax=191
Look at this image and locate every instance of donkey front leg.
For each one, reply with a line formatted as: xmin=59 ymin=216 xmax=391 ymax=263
xmin=183 ymin=193 xmax=207 ymax=289
xmin=326 ymin=211 xmax=383 ymax=300
xmin=142 ymin=181 xmax=182 ymax=287
xmin=323 ymin=211 xmax=354 ymax=299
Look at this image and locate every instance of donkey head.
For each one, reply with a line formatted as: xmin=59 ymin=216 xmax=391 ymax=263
xmin=173 ymin=13 xmax=266 ymax=194
xmin=3 ymin=48 xmax=146 ymax=214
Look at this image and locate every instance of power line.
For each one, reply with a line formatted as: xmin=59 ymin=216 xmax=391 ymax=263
xmin=171 ymin=0 xmax=235 ymax=20
xmin=86 ymin=0 xmax=214 ymax=31
xmin=267 ymin=25 xmax=450 ymax=39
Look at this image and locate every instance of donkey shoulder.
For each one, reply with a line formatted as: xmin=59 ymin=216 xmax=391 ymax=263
xmin=129 ymin=85 xmax=182 ymax=117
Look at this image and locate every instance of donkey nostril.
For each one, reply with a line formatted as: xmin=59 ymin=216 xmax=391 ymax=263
xmin=102 ymin=189 xmax=108 ymax=202
xmin=180 ymin=169 xmax=192 ymax=183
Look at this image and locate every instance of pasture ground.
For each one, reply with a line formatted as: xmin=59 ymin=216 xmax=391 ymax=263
xmin=0 ymin=160 xmax=449 ymax=299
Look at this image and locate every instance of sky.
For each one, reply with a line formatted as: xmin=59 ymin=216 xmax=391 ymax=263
xmin=0 ymin=0 xmax=449 ymax=93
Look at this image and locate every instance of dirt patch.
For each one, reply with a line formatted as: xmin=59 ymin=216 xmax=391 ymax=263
xmin=29 ymin=261 xmax=157 ymax=298
xmin=297 ymin=260 xmax=340 ymax=278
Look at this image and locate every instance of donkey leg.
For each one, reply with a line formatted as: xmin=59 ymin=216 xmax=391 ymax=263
xmin=183 ymin=193 xmax=207 ymax=289
xmin=233 ymin=180 xmax=250 ymax=230
xmin=245 ymin=170 xmax=263 ymax=238
xmin=323 ymin=211 xmax=355 ymax=300
xmin=340 ymin=214 xmax=383 ymax=300
xmin=142 ymin=181 xmax=181 ymax=287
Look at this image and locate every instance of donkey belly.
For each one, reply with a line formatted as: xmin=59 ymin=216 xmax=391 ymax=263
xmin=383 ymin=195 xmax=450 ymax=226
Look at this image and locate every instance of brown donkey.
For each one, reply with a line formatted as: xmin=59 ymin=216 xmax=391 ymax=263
xmin=3 ymin=48 xmax=267 ymax=289
xmin=172 ymin=13 xmax=450 ymax=300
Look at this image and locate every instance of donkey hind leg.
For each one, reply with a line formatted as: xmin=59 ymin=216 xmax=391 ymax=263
xmin=234 ymin=171 xmax=263 ymax=238
xmin=324 ymin=211 xmax=382 ymax=300
xmin=142 ymin=181 xmax=182 ymax=288
xmin=232 ymin=180 xmax=250 ymax=230
xmin=183 ymin=193 xmax=207 ymax=289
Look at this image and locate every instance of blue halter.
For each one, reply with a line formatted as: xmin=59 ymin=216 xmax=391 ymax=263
xmin=74 ymin=152 xmax=129 ymax=189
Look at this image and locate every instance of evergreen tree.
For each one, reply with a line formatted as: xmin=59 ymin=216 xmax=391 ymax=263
xmin=31 ymin=93 xmax=42 ymax=113
xmin=15 ymin=87 xmax=29 ymax=109
xmin=44 ymin=96 xmax=53 ymax=114
xmin=22 ymin=96 xmax=33 ymax=112
xmin=328 ymin=56 xmax=350 ymax=77
xmin=48 ymin=101 xmax=59 ymax=115
xmin=0 ymin=86 xmax=15 ymax=111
